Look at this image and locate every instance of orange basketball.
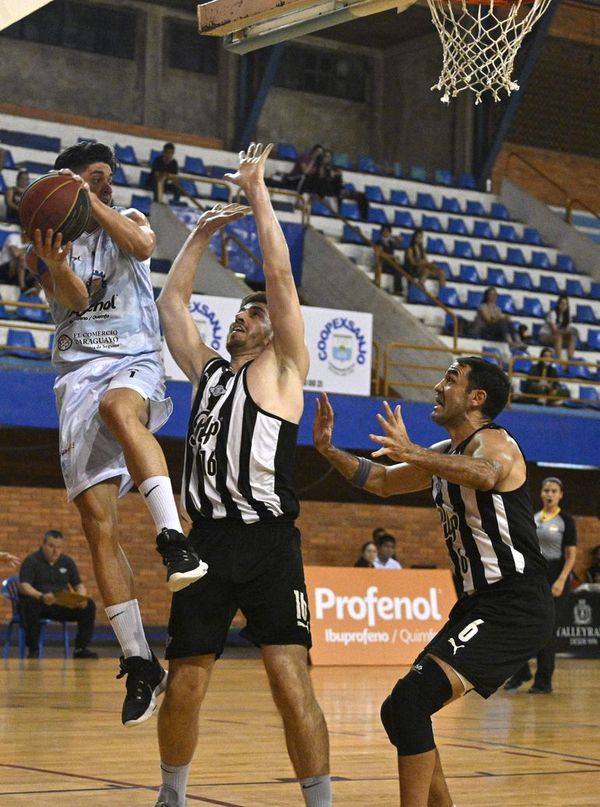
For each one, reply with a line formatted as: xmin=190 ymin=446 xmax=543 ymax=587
xmin=19 ymin=173 xmax=91 ymax=244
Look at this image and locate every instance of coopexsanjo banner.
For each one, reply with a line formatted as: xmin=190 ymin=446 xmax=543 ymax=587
xmin=305 ymin=567 xmax=456 ymax=666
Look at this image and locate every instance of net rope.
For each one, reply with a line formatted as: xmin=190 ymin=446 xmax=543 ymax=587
xmin=426 ymin=0 xmax=553 ymax=104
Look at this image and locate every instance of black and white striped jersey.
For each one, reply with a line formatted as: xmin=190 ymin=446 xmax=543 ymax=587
xmin=183 ymin=357 xmax=300 ymax=524
xmin=432 ymin=423 xmax=546 ymax=595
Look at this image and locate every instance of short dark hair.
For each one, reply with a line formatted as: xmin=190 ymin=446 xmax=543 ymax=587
xmin=456 ymin=356 xmax=510 ymax=420
xmin=376 ymin=532 xmax=396 ymax=548
xmin=54 ymin=142 xmax=117 ymax=173
xmin=44 ymin=529 xmax=63 ymax=542
xmin=163 ymin=142 xmax=175 ymax=151
xmin=239 ymin=291 xmax=267 ymax=310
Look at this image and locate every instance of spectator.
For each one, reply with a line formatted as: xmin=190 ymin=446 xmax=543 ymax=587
xmin=538 ymin=294 xmax=579 ymax=360
xmin=522 ymin=348 xmax=569 ymax=406
xmin=148 ymin=142 xmax=180 ymax=202
xmin=403 ymin=228 xmax=446 ymax=292
xmin=586 ymin=545 xmax=600 ymax=584
xmin=373 ymin=533 xmax=402 ymax=569
xmin=378 ymin=225 xmax=403 ymax=294
xmin=472 ymin=287 xmax=521 ymax=347
xmin=285 ymin=144 xmax=324 ymax=194
xmin=322 ymin=151 xmax=369 ymax=220
xmin=517 ymin=323 xmax=532 ymax=346
xmin=5 ymin=169 xmax=30 ymax=223
xmin=504 ymin=477 xmax=577 ymax=694
xmin=18 ymin=529 xmax=98 ymax=659
xmin=354 ymin=541 xmax=377 ymax=568
xmin=0 ymin=228 xmax=35 ymax=292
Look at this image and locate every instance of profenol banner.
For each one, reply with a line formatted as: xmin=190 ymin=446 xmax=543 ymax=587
xmin=305 ymin=567 xmax=456 ymax=666
xmin=162 ymin=295 xmax=373 ymax=396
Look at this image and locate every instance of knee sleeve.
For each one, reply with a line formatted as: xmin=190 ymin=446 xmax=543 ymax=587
xmin=380 ymin=656 xmax=453 ymax=756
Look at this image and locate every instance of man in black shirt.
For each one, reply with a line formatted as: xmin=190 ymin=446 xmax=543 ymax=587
xmin=19 ymin=529 xmax=97 ymax=659
xmin=148 ymin=142 xmax=180 ymax=202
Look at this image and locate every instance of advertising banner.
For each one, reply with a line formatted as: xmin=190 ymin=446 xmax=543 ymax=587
xmin=556 ymin=589 xmax=600 ymax=658
xmin=162 ymin=295 xmax=373 ymax=396
xmin=305 ymin=567 xmax=456 ymax=666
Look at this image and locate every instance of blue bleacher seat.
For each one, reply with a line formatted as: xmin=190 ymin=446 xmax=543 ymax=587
xmin=311 ymin=200 xmax=333 ymax=217
xmin=3 ymin=328 xmax=39 ymax=358
xmin=496 ymin=293 xmax=517 ymax=315
xmin=0 ymin=296 xmax=12 ymax=319
xmin=208 ymin=166 xmax=230 ymax=179
xmin=392 ymin=162 xmax=403 ymax=178
xmin=435 ymin=169 xmax=453 ymax=186
xmin=486 ymin=267 xmax=508 ymax=287
xmin=459 ymin=264 xmax=481 ymax=284
xmin=0 ymin=175 xmax=6 ymax=195
xmin=523 ymin=227 xmax=543 ymax=245
xmin=585 ymin=330 xmax=600 ymax=350
xmin=371 ymin=228 xmax=382 ymax=244
xmin=578 ymin=386 xmax=600 ymax=409
xmin=333 ymin=153 xmax=351 ymax=169
xmin=358 ymin=156 xmax=378 ymax=173
xmin=343 ymin=182 xmax=355 ymax=194
xmin=1 ymin=149 xmax=15 ymax=169
xmin=0 ymin=230 xmax=12 ymax=248
xmin=447 ymin=218 xmax=468 ymax=235
xmin=276 ymin=143 xmax=298 ymax=161
xmin=0 ymin=129 xmax=60 ymax=152
xmin=531 ymin=251 xmax=551 ymax=269
xmin=513 ymin=356 xmax=533 ymax=374
xmin=539 ymin=275 xmax=560 ymax=294
xmin=368 ymin=208 xmax=388 ymax=225
xmin=211 ymin=185 xmax=230 ymax=202
xmin=416 ymin=192 xmax=436 ymax=210
xmin=521 ymin=297 xmax=545 ymax=318
xmin=150 ymin=258 xmax=171 ymax=274
xmin=512 ymin=271 xmax=534 ymax=291
xmin=130 ymin=194 xmax=152 ymax=216
xmin=340 ymin=201 xmax=360 ymax=220
xmin=590 ymin=282 xmax=600 ymax=300
xmin=556 ymin=254 xmax=575 ymax=273
xmin=365 ymin=185 xmax=385 ymax=203
xmin=473 ymin=221 xmax=494 ymax=239
xmin=410 ymin=165 xmax=427 ymax=182
xmin=465 ymin=200 xmax=486 ymax=217
xmin=565 ymin=279 xmax=585 ymax=297
xmin=177 ymin=178 xmax=198 ymax=197
xmin=112 ymin=165 xmax=129 ymax=186
xmin=15 ymin=293 xmax=49 ymax=323
xmin=441 ymin=196 xmax=461 ymax=213
xmin=407 ymin=284 xmax=434 ymax=304
xmin=490 ymin=202 xmax=509 ymax=220
xmin=458 ymin=173 xmax=477 ymax=189
xmin=439 ymin=287 xmax=461 ymax=308
xmin=148 ymin=148 xmax=162 ymax=165
xmin=454 ymin=240 xmax=474 ymax=259
xmin=183 ymin=156 xmax=207 ymax=175
xmin=342 ymin=224 xmax=366 ymax=244
xmin=506 ymin=247 xmax=526 ymax=266
xmin=568 ymin=359 xmax=594 ymax=380
xmin=23 ymin=160 xmax=54 ymax=175
xmin=575 ymin=305 xmax=598 ymax=324
xmin=139 ymin=170 xmax=151 ymax=189
xmin=390 ymin=189 xmax=410 ymax=206
xmin=422 ymin=214 xmax=442 ymax=232
xmin=437 ymin=261 xmax=453 ymax=280
xmin=114 ymin=144 xmax=139 ymax=165
xmin=482 ymin=345 xmax=504 ymax=366
xmin=427 ymin=237 xmax=447 ymax=255
xmin=466 ymin=290 xmax=484 ymax=309
xmin=498 ymin=224 xmax=518 ymax=241
xmin=480 ymin=244 xmax=501 ymax=262
xmin=394 ymin=210 xmax=415 ymax=228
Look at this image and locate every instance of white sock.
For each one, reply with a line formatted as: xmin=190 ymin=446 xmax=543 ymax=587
xmin=299 ymin=775 xmax=332 ymax=807
xmin=105 ymin=599 xmax=151 ymax=660
xmin=160 ymin=762 xmax=190 ymax=806
xmin=139 ymin=476 xmax=183 ymax=533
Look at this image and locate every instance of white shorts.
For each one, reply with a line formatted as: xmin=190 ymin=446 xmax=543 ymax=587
xmin=54 ymin=352 xmax=172 ymax=501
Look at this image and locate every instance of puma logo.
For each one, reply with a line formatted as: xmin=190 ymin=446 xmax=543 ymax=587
xmin=448 ymin=638 xmax=465 ymax=655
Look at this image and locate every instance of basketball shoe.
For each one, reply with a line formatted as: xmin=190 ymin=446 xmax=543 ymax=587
xmin=153 ymin=785 xmax=180 ymax=807
xmin=117 ymin=651 xmax=167 ymax=726
xmin=156 ymin=528 xmax=208 ymax=593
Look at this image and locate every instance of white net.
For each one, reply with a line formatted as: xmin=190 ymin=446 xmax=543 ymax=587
xmin=426 ymin=0 xmax=553 ymax=104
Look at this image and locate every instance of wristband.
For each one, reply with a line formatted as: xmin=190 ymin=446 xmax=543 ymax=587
xmin=350 ymin=456 xmax=373 ymax=488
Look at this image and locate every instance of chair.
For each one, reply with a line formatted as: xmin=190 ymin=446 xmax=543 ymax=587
xmin=421 ymin=214 xmax=442 ymax=232
xmin=365 ymin=185 xmax=385 ymax=203
xmin=439 ymin=286 xmax=461 ymax=307
xmin=437 ymin=260 xmax=453 ymax=280
xmin=589 ymin=282 xmax=600 ymax=301
xmin=578 ymin=386 xmax=600 ymax=409
xmin=409 ymin=165 xmax=427 ymax=182
xmin=368 ymin=207 xmax=389 ymax=225
xmin=2 ymin=576 xmax=70 ymax=659
xmin=15 ymin=293 xmax=50 ymax=323
xmin=130 ymin=194 xmax=152 ymax=216
xmin=340 ymin=200 xmax=360 ymax=220
xmin=390 ymin=189 xmax=410 ymax=206
xmin=481 ymin=345 xmax=504 ymax=366
xmin=498 ymin=223 xmax=518 ymax=242
xmin=490 ymin=202 xmax=510 ymax=220
xmin=539 ymin=275 xmax=560 ymax=294
xmin=459 ymin=264 xmax=481 ymax=284
xmin=441 ymin=196 xmax=461 ymax=213
xmin=426 ymin=237 xmax=447 ymax=255
xmin=183 ymin=156 xmax=207 ymax=175
xmin=342 ymin=225 xmax=366 ymax=244
xmin=556 ymin=254 xmax=576 ymax=273
xmin=458 ymin=173 xmax=477 ymax=189
xmin=416 ymin=192 xmax=436 ymax=210
xmin=506 ymin=247 xmax=526 ymax=266
xmin=454 ymin=240 xmax=474 ymax=259
xmin=575 ymin=305 xmax=598 ymax=324
xmin=473 ymin=220 xmax=494 ymax=239
xmin=523 ymin=227 xmax=543 ymax=245
xmin=447 ymin=217 xmax=468 ymax=235
xmin=465 ymin=200 xmax=486 ymax=216
xmin=358 ymin=156 xmax=378 ymax=173
xmin=333 ymin=152 xmax=352 ymax=169
xmin=565 ymin=279 xmax=585 ymax=297
xmin=112 ymin=165 xmax=129 ymax=186
xmin=310 ymin=200 xmax=333 ymax=217
xmin=114 ymin=143 xmax=139 ymax=165
xmin=512 ymin=271 xmax=534 ymax=291
xmin=276 ymin=143 xmax=298 ymax=161
xmin=480 ymin=244 xmax=501 ymax=262
xmin=1 ymin=148 xmax=16 ymax=169
xmin=521 ymin=297 xmax=545 ymax=318
xmin=407 ymin=284 xmax=434 ymax=304
xmin=496 ymin=293 xmax=517 ymax=315
xmin=466 ymin=289 xmax=484 ymax=309
xmin=3 ymin=329 xmax=43 ymax=359
xmin=586 ymin=330 xmax=600 ymax=351
xmin=513 ymin=356 xmax=533 ymax=374
xmin=394 ymin=210 xmax=415 ymax=228
xmin=486 ymin=267 xmax=508 ymax=287
xmin=435 ymin=168 xmax=453 ymax=186
xmin=531 ymin=251 xmax=551 ymax=269
xmin=0 ymin=174 xmax=6 ymax=194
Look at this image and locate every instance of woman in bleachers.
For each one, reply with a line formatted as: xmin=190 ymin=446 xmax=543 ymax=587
xmin=522 ymin=348 xmax=569 ymax=405
xmin=472 ymin=286 xmax=521 ymax=347
xmin=538 ymin=293 xmax=578 ymax=360
xmin=403 ymin=228 xmax=446 ymax=291
xmin=4 ymin=169 xmax=29 ymax=223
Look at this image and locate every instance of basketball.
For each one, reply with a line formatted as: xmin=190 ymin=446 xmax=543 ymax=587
xmin=18 ymin=173 xmax=91 ymax=244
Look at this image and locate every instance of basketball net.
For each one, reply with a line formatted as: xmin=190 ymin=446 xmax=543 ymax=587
xmin=425 ymin=0 xmax=553 ymax=104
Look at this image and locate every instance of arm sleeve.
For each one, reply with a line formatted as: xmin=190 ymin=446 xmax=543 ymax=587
xmin=19 ymin=555 xmax=36 ymax=585
xmin=561 ymin=512 xmax=578 ymax=547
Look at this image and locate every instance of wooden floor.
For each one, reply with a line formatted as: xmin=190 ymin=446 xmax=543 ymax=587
xmin=0 ymin=654 xmax=599 ymax=806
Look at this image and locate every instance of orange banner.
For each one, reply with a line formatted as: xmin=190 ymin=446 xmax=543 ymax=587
xmin=305 ymin=567 xmax=456 ymax=666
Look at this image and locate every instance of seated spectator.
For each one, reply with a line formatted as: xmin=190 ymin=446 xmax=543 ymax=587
xmin=586 ymin=545 xmax=600 ymax=584
xmin=403 ymin=228 xmax=446 ymax=292
xmin=284 ymin=144 xmax=324 ymax=194
xmin=517 ymin=323 xmax=532 ymax=346
xmin=522 ymin=348 xmax=568 ymax=406
xmin=147 ymin=142 xmax=180 ymax=202
xmin=5 ymin=169 xmax=30 ymax=223
xmin=373 ymin=533 xmax=402 ymax=570
xmin=472 ymin=287 xmax=521 ymax=347
xmin=377 ymin=225 xmax=403 ymax=294
xmin=538 ymin=294 xmax=579 ymax=360
xmin=354 ymin=541 xmax=377 ymax=568
xmin=18 ymin=529 xmax=98 ymax=659
xmin=0 ymin=228 xmax=35 ymax=292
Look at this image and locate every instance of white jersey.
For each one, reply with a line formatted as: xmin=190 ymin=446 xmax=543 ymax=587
xmin=46 ymin=218 xmax=161 ymax=373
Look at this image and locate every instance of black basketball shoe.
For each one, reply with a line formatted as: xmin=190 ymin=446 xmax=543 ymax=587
xmin=156 ymin=528 xmax=208 ymax=593
xmin=117 ymin=652 xmax=168 ymax=727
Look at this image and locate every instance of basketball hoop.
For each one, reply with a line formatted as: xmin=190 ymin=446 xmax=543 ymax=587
xmin=425 ymin=0 xmax=553 ymax=104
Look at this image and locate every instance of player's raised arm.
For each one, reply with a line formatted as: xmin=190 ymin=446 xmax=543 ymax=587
xmin=27 ymin=229 xmax=89 ymax=311
xmin=157 ymin=203 xmax=250 ymax=383
xmin=224 ymin=143 xmax=308 ymax=378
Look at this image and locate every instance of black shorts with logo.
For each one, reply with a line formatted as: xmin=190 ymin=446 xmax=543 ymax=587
xmin=165 ymin=518 xmax=312 ymax=660
xmin=416 ymin=575 xmax=554 ymax=698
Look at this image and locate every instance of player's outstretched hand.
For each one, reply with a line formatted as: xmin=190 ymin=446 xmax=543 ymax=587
xmin=369 ymin=400 xmax=412 ymax=461
xmin=313 ymin=392 xmax=335 ymax=455
xmin=224 ymin=142 xmax=273 ymax=191
xmin=194 ymin=202 xmax=251 ymax=241
xmin=32 ymin=228 xmax=72 ymax=270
